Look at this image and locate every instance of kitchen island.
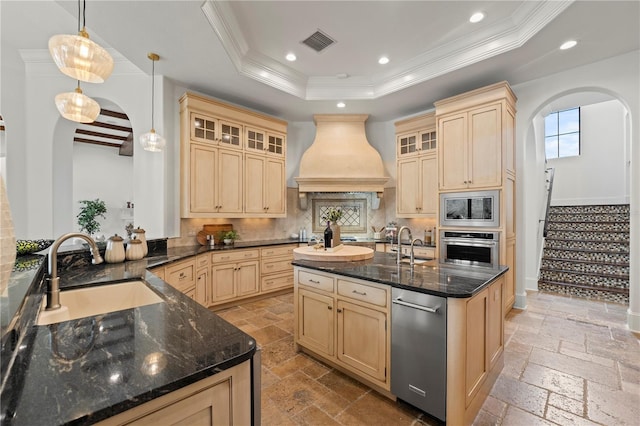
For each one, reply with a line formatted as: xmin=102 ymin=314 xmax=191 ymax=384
xmin=292 ymin=252 xmax=507 ymax=425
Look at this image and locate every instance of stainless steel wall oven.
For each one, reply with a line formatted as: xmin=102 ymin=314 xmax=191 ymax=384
xmin=440 ymin=231 xmax=499 ymax=268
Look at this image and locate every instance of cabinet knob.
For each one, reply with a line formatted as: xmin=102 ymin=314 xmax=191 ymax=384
xmin=337 ymin=308 xmax=343 ymax=313
xmin=327 ymin=306 xmax=332 ymax=310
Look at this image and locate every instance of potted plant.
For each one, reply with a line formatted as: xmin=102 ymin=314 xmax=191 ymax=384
xmin=77 ymin=199 xmax=107 ymax=237
xmin=222 ymin=230 xmax=239 ymax=245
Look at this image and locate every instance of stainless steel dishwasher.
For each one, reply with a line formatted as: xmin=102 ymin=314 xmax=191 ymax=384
xmin=391 ymin=288 xmax=447 ymax=422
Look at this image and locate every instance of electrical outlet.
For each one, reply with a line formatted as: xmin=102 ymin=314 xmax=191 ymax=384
xmin=187 ymin=228 xmax=197 ymax=236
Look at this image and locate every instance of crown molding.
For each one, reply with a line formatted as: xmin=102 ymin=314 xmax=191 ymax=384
xmin=202 ymin=0 xmax=574 ymax=101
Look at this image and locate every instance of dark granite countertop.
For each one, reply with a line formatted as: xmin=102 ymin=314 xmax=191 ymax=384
xmin=0 ymin=238 xmax=303 ymax=426
xmin=292 ymin=252 xmax=507 ymax=298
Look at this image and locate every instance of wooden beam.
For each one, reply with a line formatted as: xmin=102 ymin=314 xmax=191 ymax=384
xmin=76 ymin=128 xmax=129 ymax=141
xmin=89 ymin=121 xmax=133 ymax=133
xmin=73 ymin=137 xmax=121 ymax=148
xmin=100 ymin=109 xmax=129 ymax=120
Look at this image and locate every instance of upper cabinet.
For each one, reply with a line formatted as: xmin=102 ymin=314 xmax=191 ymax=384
xmin=435 ymin=82 xmax=516 ymax=191
xmin=180 ymin=92 xmax=287 ymax=218
xmin=395 ymin=112 xmax=438 ymax=217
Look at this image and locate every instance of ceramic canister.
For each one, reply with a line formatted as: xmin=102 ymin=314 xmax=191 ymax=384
xmin=132 ymin=226 xmax=148 ymax=257
xmin=105 ymin=234 xmax=125 ymax=263
xmin=125 ymin=237 xmax=145 ymax=261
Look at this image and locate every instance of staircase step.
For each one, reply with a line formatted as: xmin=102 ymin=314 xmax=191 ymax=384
xmin=549 ymin=205 xmax=630 ymax=214
xmin=545 ymin=230 xmax=629 ymax=243
xmin=540 ymin=259 xmax=629 ymax=276
xmin=544 ymin=239 xmax=629 ymax=252
xmin=538 ymin=280 xmax=629 ymax=304
xmin=542 ymin=248 xmax=629 ymax=264
xmin=547 ymin=222 xmax=629 ymax=232
xmin=548 ymin=213 xmax=629 ymax=223
xmin=539 ymin=268 xmax=629 ymax=289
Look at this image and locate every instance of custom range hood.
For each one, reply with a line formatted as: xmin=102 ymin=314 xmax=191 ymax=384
xmin=295 ymin=114 xmax=388 ymax=209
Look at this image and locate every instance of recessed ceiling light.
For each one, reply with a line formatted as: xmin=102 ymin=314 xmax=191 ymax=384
xmin=285 ymin=53 xmax=297 ymax=61
xmin=378 ymin=56 xmax=389 ymax=65
xmin=469 ymin=12 xmax=485 ymax=23
xmin=560 ymin=40 xmax=577 ymax=50
xmin=337 ymin=102 xmax=346 ymax=108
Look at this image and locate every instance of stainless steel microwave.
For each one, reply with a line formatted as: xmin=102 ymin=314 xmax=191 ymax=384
xmin=440 ymin=190 xmax=500 ymax=228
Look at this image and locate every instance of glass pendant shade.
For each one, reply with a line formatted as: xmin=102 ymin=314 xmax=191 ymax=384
xmin=139 ymin=129 xmax=166 ymax=152
xmin=49 ymin=30 xmax=114 ymax=83
xmin=55 ymin=86 xmax=100 ymax=123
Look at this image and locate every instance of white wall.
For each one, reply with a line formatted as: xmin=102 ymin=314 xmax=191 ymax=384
xmin=512 ymin=51 xmax=639 ymax=327
xmin=549 ymin=100 xmax=628 ymax=206
xmin=72 ymin=143 xmax=133 ymax=239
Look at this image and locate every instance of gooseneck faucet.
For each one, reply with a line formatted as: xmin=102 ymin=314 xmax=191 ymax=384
xmin=46 ymin=233 xmax=104 ymax=310
xmin=396 ymin=226 xmax=412 ymax=265
xmin=410 ymin=238 xmax=424 ymax=267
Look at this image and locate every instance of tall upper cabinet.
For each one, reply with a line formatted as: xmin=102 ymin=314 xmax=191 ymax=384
xmin=435 ymin=82 xmax=517 ymax=311
xmin=180 ymin=92 xmax=287 ymax=218
xmin=395 ymin=112 xmax=438 ymax=218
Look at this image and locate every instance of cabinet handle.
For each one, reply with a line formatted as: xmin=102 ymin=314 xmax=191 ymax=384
xmin=308 ymin=279 xmax=320 ymax=284
xmin=221 ymin=256 xmax=229 ymax=260
xmin=337 ymin=308 xmax=343 ymax=313
xmin=352 ymin=290 xmax=367 ymax=296
xmin=179 ymin=273 xmax=186 ymax=280
xmin=327 ymin=306 xmax=332 ymax=310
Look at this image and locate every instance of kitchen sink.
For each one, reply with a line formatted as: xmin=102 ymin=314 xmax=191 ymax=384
xmin=37 ymin=280 xmax=164 ymax=326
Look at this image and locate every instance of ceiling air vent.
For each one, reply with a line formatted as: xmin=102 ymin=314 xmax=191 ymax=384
xmin=301 ymin=30 xmax=336 ymax=53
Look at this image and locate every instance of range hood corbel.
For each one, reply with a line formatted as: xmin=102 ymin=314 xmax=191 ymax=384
xmin=295 ymin=114 xmax=388 ymax=210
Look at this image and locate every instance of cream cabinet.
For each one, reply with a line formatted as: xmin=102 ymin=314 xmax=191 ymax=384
xmin=397 ymin=155 xmax=437 ymax=216
xmin=164 ymin=258 xmax=196 ymax=294
xmin=96 ymin=360 xmax=251 ymax=426
xmin=245 ymin=127 xmax=285 ymax=157
xmin=438 ymin=105 xmax=502 ymax=191
xmin=180 ymin=92 xmax=287 ymax=218
xmin=210 ymin=249 xmax=260 ymax=305
xmin=190 ymin=111 xmax=242 ymax=150
xmin=294 ymin=267 xmax=390 ymax=391
xmin=435 ymin=81 xmax=517 ymax=312
xmin=189 ymin=144 xmax=243 ymax=215
xmin=447 ymin=275 xmax=504 ymax=425
xmin=244 ymin=154 xmax=285 ymax=216
xmin=395 ymin=112 xmax=438 ymax=218
xmin=260 ymin=244 xmax=296 ymax=293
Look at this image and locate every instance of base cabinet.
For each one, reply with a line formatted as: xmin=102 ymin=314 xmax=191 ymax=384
xmin=96 ymin=361 xmax=251 ymax=426
xmin=294 ymin=267 xmax=390 ymax=391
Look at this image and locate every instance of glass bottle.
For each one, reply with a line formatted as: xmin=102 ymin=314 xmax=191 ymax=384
xmin=324 ymin=221 xmax=333 ymax=249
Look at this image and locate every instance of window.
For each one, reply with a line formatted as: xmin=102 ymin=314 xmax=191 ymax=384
xmin=545 ymin=107 xmax=580 ymax=159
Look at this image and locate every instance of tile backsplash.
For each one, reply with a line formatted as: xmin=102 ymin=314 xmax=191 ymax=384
xmin=173 ymin=187 xmax=435 ymax=247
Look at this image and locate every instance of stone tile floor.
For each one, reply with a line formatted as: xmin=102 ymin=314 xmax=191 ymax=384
xmin=216 ymin=291 xmax=640 ymax=425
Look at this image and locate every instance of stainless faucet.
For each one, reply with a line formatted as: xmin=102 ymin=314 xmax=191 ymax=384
xmin=46 ymin=233 xmax=104 ymax=310
xmin=410 ymin=238 xmax=424 ymax=267
xmin=396 ymin=226 xmax=412 ymax=265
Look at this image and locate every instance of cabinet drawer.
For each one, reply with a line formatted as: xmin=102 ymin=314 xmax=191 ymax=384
xmin=165 ymin=259 xmax=196 ymax=292
xmin=261 ymin=271 xmax=294 ymax=292
xmin=413 ymin=247 xmax=435 ymax=259
xmin=298 ymin=270 xmax=334 ymax=293
xmin=261 ymin=245 xmax=296 ymax=258
xmin=196 ymin=253 xmax=210 ymax=269
xmin=211 ymin=249 xmax=259 ymax=264
xmin=337 ymin=279 xmax=387 ymax=307
xmin=262 ymin=256 xmax=292 ymax=275
xmin=149 ymin=266 xmax=165 ymax=281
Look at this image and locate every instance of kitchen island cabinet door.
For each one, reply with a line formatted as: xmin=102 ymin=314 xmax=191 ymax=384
xmin=336 ymin=300 xmax=387 ymax=382
xmin=297 ymin=288 xmax=334 ymax=357
xmin=487 ymin=276 xmax=504 ymax=369
xmin=465 ymin=287 xmax=489 ymax=406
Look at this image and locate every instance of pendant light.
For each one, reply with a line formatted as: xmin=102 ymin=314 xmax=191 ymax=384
xmin=54 ymin=81 xmax=100 ymax=124
xmin=139 ymin=53 xmax=166 ymax=152
xmin=48 ymin=0 xmax=114 ymax=83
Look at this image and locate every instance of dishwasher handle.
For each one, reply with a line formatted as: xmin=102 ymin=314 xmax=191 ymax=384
xmin=392 ymin=297 xmax=439 ymax=313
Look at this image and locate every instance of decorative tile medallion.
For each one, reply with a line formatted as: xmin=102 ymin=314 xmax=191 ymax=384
xmin=312 ymin=199 xmax=367 ymax=234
